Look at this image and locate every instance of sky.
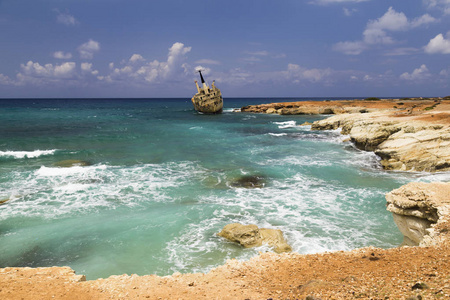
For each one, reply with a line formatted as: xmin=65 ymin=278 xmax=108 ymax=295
xmin=0 ymin=0 xmax=449 ymax=98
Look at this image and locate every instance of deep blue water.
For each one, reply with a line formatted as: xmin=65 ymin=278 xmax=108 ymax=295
xmin=1 ymin=98 xmax=448 ymax=279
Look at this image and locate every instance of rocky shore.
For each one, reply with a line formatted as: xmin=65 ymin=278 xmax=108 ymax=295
xmin=1 ymin=98 xmax=450 ymax=299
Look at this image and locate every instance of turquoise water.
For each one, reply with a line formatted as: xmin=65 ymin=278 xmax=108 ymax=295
xmin=1 ymin=98 xmax=449 ymax=279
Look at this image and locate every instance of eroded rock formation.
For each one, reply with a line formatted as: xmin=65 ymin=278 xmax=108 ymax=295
xmin=311 ymin=112 xmax=450 ymax=172
xmin=217 ymin=223 xmax=292 ymax=253
xmin=386 ymin=182 xmax=450 ymax=246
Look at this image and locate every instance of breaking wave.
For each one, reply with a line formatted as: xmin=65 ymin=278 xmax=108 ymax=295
xmin=0 ymin=149 xmax=59 ymax=159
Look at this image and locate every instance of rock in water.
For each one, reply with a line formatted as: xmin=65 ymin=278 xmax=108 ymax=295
xmin=217 ymin=223 xmax=292 ymax=253
xmin=53 ymin=160 xmax=92 ymax=168
xmin=229 ymin=175 xmax=266 ymax=188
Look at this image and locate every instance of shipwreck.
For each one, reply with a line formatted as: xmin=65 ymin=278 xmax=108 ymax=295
xmin=191 ymin=70 xmax=223 ymax=114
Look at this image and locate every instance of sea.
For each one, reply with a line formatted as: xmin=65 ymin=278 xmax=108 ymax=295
xmin=1 ymin=98 xmax=449 ymax=280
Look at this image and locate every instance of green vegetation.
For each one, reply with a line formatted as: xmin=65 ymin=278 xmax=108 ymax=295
xmin=443 ymin=96 xmax=450 ymax=100
xmin=424 ymin=106 xmax=435 ymax=111
xmin=400 ymin=97 xmax=411 ymax=100
xmin=364 ymin=97 xmax=380 ymax=101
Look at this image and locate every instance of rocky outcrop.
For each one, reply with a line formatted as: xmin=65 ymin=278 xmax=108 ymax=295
xmin=311 ymin=112 xmax=450 ymax=172
xmin=241 ymin=102 xmax=371 ymax=115
xmin=217 ymin=223 xmax=292 ymax=253
xmin=229 ymin=175 xmax=267 ymax=188
xmin=386 ymin=182 xmax=450 ymax=246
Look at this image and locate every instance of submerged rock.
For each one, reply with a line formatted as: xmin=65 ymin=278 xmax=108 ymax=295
xmin=217 ymin=223 xmax=292 ymax=253
xmin=53 ymin=160 xmax=92 ymax=168
xmin=229 ymin=175 xmax=267 ymax=188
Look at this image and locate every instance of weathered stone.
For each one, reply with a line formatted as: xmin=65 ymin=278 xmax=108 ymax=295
xmin=217 ymin=223 xmax=292 ymax=253
xmin=386 ymin=182 xmax=450 ymax=246
xmin=311 ymin=111 xmax=450 ymax=172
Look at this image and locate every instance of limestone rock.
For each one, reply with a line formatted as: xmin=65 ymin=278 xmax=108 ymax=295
xmin=217 ymin=223 xmax=292 ymax=253
xmin=311 ymin=111 xmax=450 ymax=172
xmin=386 ymin=182 xmax=450 ymax=246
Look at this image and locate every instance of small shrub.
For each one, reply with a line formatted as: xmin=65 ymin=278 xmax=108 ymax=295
xmin=400 ymin=97 xmax=411 ymax=100
xmin=443 ymin=96 xmax=450 ymax=100
xmin=396 ymin=102 xmax=404 ymax=105
xmin=424 ymin=106 xmax=434 ymax=111
xmin=365 ymin=97 xmax=380 ymax=101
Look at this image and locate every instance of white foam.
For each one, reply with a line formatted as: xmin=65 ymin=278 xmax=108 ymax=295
xmin=273 ymin=120 xmax=296 ymax=129
xmin=0 ymin=149 xmax=58 ymax=159
xmin=223 ymin=108 xmax=239 ymax=113
xmin=0 ymin=162 xmax=205 ymax=220
xmin=268 ymin=133 xmax=287 ymax=137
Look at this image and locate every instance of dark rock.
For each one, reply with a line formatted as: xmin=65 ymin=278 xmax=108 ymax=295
xmin=411 ymin=282 xmax=428 ymax=290
xmin=229 ymin=175 xmax=267 ymax=188
xmin=406 ymin=295 xmax=422 ymax=300
xmin=305 ymin=296 xmax=322 ymax=300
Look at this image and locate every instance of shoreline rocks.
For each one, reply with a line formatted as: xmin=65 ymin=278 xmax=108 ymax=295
xmin=217 ymin=223 xmax=292 ymax=253
xmin=311 ymin=111 xmax=450 ymax=172
xmin=386 ymin=182 xmax=450 ymax=246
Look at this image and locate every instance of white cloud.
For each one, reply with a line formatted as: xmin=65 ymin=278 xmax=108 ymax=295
xmin=194 ymin=66 xmax=211 ymax=75
xmin=14 ymin=61 xmax=78 ymax=86
xmin=20 ymin=61 xmax=76 ymax=78
xmin=440 ymin=68 xmax=449 ymax=76
xmin=363 ymin=7 xmax=409 ymax=44
xmin=245 ymin=51 xmax=269 ymax=56
xmin=195 ymin=59 xmax=221 ymax=65
xmin=424 ymin=33 xmax=450 ymax=54
xmin=343 ymin=7 xmax=357 ymax=16
xmin=286 ymin=64 xmax=333 ymax=83
xmin=105 ymin=42 xmax=191 ymax=84
xmin=410 ymin=14 xmax=438 ymax=28
xmin=53 ymin=51 xmax=72 ymax=59
xmin=55 ymin=10 xmax=78 ymax=26
xmin=400 ymin=64 xmax=431 ymax=80
xmin=334 ymin=7 xmax=438 ymax=55
xmin=129 ymin=54 xmax=145 ymax=62
xmin=78 ymin=39 xmax=100 ymax=59
xmin=0 ymin=74 xmax=14 ymax=85
xmin=81 ymin=62 xmax=99 ymax=76
xmin=424 ymin=0 xmax=450 ymax=15
xmin=333 ymin=41 xmax=366 ymax=55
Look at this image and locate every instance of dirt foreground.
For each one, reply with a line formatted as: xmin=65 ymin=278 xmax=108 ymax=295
xmin=2 ymin=98 xmax=450 ymax=300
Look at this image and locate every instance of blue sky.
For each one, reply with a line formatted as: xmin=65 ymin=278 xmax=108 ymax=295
xmin=0 ymin=0 xmax=449 ymax=98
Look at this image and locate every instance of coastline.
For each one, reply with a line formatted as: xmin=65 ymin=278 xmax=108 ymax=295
xmin=1 ymin=98 xmax=450 ymax=299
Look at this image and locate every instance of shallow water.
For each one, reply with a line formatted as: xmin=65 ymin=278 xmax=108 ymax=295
xmin=1 ymin=98 xmax=449 ymax=279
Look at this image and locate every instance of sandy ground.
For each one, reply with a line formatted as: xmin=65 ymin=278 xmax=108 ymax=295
xmin=1 ymin=98 xmax=450 ymax=299
xmin=1 ymin=243 xmax=449 ymax=299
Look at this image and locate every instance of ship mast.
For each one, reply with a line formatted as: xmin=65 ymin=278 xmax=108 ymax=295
xmin=198 ymin=70 xmax=209 ymax=93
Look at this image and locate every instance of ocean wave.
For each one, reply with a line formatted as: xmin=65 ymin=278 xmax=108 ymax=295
xmin=0 ymin=162 xmax=205 ymax=220
xmin=268 ymin=133 xmax=288 ymax=137
xmin=0 ymin=149 xmax=58 ymax=159
xmin=273 ymin=120 xmax=296 ymax=129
